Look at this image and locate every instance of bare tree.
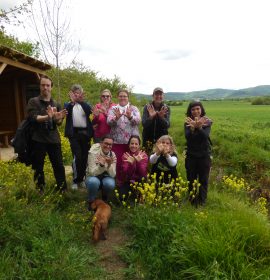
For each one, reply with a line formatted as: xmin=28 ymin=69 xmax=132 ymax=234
xmin=30 ymin=0 xmax=80 ymax=102
xmin=0 ymin=1 xmax=32 ymax=31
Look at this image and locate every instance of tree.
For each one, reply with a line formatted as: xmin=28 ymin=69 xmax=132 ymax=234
xmin=30 ymin=0 xmax=80 ymax=102
xmin=0 ymin=1 xmax=32 ymax=31
xmin=0 ymin=29 xmax=40 ymax=57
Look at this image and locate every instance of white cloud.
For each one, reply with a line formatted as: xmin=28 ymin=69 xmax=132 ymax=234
xmin=5 ymin=0 xmax=270 ymax=94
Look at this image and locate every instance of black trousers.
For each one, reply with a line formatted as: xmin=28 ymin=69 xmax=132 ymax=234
xmin=185 ymin=155 xmax=211 ymax=205
xmin=68 ymin=132 xmax=90 ymax=184
xmin=31 ymin=141 xmax=67 ymax=191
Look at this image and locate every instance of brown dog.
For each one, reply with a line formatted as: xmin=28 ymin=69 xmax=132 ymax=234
xmin=90 ymin=199 xmax=112 ymax=242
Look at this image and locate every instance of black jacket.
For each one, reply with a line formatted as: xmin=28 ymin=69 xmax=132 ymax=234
xmin=64 ymin=101 xmax=93 ymax=140
xmin=184 ymin=120 xmax=212 ymax=158
xmin=142 ymin=102 xmax=170 ymax=146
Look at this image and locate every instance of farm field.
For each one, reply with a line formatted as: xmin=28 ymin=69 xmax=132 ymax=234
xmin=0 ymin=100 xmax=270 ymax=279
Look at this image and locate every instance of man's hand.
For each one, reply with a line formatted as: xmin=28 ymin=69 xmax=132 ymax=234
xmin=157 ymin=106 xmax=168 ymax=119
xmin=114 ymin=107 xmax=123 ymax=120
xmin=147 ymin=104 xmax=157 ymax=119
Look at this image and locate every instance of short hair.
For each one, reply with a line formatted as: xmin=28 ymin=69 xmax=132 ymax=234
xmin=128 ymin=135 xmax=141 ymax=146
xmin=101 ymin=135 xmax=114 ymax=142
xmin=186 ymin=101 xmax=206 ymax=117
xmin=117 ymin=89 xmax=129 ymax=96
xmin=40 ymin=75 xmax=53 ymax=87
xmin=70 ymin=84 xmax=83 ymax=93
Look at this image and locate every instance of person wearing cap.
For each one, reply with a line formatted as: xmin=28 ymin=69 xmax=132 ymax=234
xmin=142 ymin=87 xmax=171 ymax=153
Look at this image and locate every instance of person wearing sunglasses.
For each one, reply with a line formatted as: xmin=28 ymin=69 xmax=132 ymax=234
xmin=85 ymin=135 xmax=116 ymax=203
xmin=92 ymin=89 xmax=116 ymax=143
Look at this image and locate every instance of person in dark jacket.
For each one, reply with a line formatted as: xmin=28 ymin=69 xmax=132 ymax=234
xmin=27 ymin=75 xmax=67 ymax=193
xmin=150 ymin=135 xmax=178 ymax=184
xmin=142 ymin=87 xmax=170 ymax=153
xmin=64 ymin=84 xmax=93 ymax=190
xmin=184 ymin=101 xmax=212 ymax=206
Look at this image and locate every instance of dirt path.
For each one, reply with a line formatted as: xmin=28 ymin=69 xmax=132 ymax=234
xmin=94 ymin=225 xmax=128 ymax=279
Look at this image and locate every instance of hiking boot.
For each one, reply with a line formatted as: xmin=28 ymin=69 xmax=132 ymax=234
xmin=79 ymin=181 xmax=86 ymax=189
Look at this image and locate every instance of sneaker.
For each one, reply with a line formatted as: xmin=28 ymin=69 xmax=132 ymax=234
xmin=79 ymin=181 xmax=86 ymax=189
xmin=71 ymin=183 xmax=78 ymax=190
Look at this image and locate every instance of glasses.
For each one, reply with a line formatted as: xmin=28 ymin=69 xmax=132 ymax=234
xmin=119 ymin=95 xmax=128 ymax=98
xmin=101 ymin=95 xmax=110 ymax=98
xmin=103 ymin=142 xmax=113 ymax=147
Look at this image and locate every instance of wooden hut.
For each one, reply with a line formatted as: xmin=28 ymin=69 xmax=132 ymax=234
xmin=0 ymin=45 xmax=51 ymax=147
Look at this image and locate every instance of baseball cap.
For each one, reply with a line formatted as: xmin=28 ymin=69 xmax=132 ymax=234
xmin=153 ymin=87 xmax=164 ymax=94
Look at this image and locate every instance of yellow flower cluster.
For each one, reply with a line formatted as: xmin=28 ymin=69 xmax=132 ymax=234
xmin=194 ymin=210 xmax=208 ymax=220
xmin=116 ymin=173 xmax=189 ymax=207
xmin=255 ymin=197 xmax=268 ymax=216
xmin=189 ymin=179 xmax=201 ymax=202
xmin=60 ymin=132 xmax=73 ymax=164
xmin=222 ymin=175 xmax=249 ymax=192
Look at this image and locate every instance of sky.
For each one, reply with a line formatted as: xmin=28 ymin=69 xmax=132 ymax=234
xmin=2 ymin=0 xmax=270 ymax=94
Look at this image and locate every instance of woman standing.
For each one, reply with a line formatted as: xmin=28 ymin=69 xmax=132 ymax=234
xmin=150 ymin=135 xmax=178 ymax=184
xmin=107 ymin=89 xmax=141 ymax=182
xmin=120 ymin=135 xmax=148 ymax=197
xmin=185 ymin=101 xmax=212 ymax=206
xmin=92 ymin=89 xmax=116 ymax=143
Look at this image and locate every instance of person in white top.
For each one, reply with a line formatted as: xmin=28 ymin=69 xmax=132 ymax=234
xmin=64 ymin=84 xmax=93 ymax=190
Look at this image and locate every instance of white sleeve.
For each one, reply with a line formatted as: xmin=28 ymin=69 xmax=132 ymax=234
xmin=166 ymin=155 xmax=178 ymax=167
xmin=149 ymin=153 xmax=160 ymax=164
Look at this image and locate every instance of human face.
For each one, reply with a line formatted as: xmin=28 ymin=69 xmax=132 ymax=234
xmin=153 ymin=91 xmax=164 ymax=105
xmin=191 ymin=106 xmax=202 ymax=118
xmin=40 ymin=78 xmax=52 ymax=99
xmin=101 ymin=93 xmax=111 ymax=103
xmin=129 ymin=138 xmax=140 ymax=153
xmin=101 ymin=138 xmax=113 ymax=154
xmin=118 ymin=91 xmax=129 ymax=106
xmin=160 ymin=139 xmax=171 ymax=148
xmin=73 ymin=90 xmax=83 ymax=102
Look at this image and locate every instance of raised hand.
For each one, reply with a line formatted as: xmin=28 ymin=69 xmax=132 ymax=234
xmin=54 ymin=109 xmax=67 ymax=121
xmin=124 ymin=106 xmax=132 ymax=120
xmin=134 ymin=150 xmax=147 ymax=162
xmin=69 ymin=91 xmax=76 ymax=103
xmin=93 ymin=105 xmax=101 ymax=116
xmin=46 ymin=105 xmax=54 ymax=118
xmin=147 ymin=104 xmax=157 ymax=119
xmin=96 ymin=155 xmax=106 ymax=166
xmin=157 ymin=106 xmax=168 ymax=119
xmin=114 ymin=107 xmax=122 ymax=120
xmin=155 ymin=142 xmax=164 ymax=155
xmin=123 ymin=152 xmax=135 ymax=164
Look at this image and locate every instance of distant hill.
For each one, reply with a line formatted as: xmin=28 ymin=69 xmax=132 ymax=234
xmin=134 ymin=85 xmax=270 ymax=101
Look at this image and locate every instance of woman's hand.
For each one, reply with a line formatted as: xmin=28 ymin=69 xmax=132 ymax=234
xmin=123 ymin=152 xmax=135 ymax=164
xmin=134 ymin=151 xmax=147 ymax=162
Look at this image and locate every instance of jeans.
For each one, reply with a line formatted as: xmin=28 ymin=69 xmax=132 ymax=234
xmin=85 ymin=175 xmax=115 ymax=202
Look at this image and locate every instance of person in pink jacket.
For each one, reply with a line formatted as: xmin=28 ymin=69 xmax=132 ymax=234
xmin=92 ymin=89 xmax=116 ymax=143
xmin=119 ymin=135 xmax=148 ymax=199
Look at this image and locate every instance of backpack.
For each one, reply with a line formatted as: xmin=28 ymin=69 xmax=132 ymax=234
xmin=11 ymin=119 xmax=34 ymax=166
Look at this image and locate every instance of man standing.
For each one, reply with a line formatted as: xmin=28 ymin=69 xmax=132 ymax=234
xmin=64 ymin=84 xmax=93 ymax=190
xmin=27 ymin=75 xmax=67 ymax=193
xmin=142 ymin=87 xmax=171 ymax=152
xmin=85 ymin=136 xmax=116 ymax=203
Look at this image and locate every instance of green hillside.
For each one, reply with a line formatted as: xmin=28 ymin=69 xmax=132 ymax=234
xmin=134 ymin=85 xmax=270 ymax=101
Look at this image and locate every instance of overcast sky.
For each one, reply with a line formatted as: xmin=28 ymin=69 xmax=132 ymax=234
xmin=2 ymin=0 xmax=270 ymax=94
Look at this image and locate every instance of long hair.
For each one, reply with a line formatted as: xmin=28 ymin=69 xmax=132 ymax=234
xmin=154 ymin=135 xmax=177 ymax=155
xmin=186 ymin=101 xmax=206 ymax=118
xmin=127 ymin=135 xmax=141 ymax=146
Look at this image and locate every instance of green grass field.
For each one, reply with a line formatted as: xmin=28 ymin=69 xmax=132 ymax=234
xmin=1 ymin=100 xmax=270 ymax=279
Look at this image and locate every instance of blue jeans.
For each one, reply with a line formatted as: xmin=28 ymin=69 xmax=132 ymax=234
xmin=85 ymin=176 xmax=115 ymax=202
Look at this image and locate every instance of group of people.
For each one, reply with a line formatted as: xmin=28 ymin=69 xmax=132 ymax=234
xmin=26 ymin=75 xmax=212 ymax=207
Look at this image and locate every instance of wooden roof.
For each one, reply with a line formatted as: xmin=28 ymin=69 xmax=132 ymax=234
xmin=0 ymin=45 xmax=51 ymax=75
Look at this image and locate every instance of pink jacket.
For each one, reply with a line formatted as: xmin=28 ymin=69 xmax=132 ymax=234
xmin=120 ymin=150 xmax=148 ymax=186
xmin=93 ymin=103 xmax=116 ymax=138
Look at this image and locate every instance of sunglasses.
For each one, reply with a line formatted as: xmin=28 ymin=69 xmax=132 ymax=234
xmin=101 ymin=95 xmax=110 ymax=98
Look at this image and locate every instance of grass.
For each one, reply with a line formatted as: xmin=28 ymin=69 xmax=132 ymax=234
xmin=1 ymin=100 xmax=270 ymax=279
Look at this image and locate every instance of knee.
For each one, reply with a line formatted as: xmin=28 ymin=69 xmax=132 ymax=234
xmin=102 ymin=178 xmax=115 ymax=192
xmin=85 ymin=177 xmax=100 ymax=191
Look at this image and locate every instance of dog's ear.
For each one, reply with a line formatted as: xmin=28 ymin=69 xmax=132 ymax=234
xmin=90 ymin=201 xmax=97 ymax=211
